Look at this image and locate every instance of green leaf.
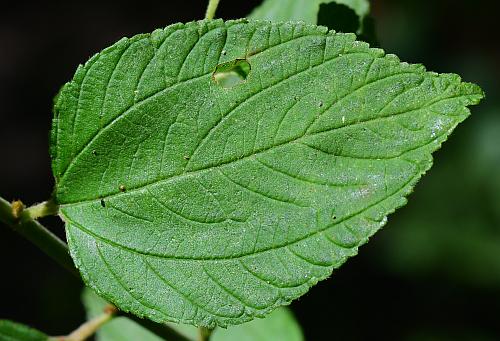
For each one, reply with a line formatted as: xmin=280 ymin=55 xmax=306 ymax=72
xmin=248 ymin=0 xmax=371 ymax=34
xmin=82 ymin=287 xmax=303 ymax=341
xmin=249 ymin=0 xmax=369 ymax=23
xmin=248 ymin=0 xmax=321 ymax=23
xmin=51 ymin=19 xmax=483 ymax=327
xmin=0 ymin=320 xmax=49 ymax=341
xmin=211 ymin=307 xmax=303 ymax=341
xmin=327 ymin=0 xmax=370 ymax=18
xmin=249 ymin=0 xmax=377 ymax=45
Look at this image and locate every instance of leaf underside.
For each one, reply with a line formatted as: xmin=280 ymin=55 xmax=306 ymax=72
xmin=51 ymin=19 xmax=483 ymax=327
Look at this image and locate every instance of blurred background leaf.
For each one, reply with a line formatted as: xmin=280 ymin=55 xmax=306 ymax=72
xmin=249 ymin=0 xmax=377 ymax=44
xmin=82 ymin=289 xmax=164 ymax=341
xmin=0 ymin=320 xmax=49 ymax=341
xmin=83 ymin=289 xmax=303 ymax=341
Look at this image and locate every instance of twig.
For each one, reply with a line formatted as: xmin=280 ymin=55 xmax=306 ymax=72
xmin=198 ymin=326 xmax=213 ymax=341
xmin=60 ymin=304 xmax=118 ymax=341
xmin=0 ymin=196 xmax=78 ymax=276
xmin=205 ymin=0 xmax=221 ymax=20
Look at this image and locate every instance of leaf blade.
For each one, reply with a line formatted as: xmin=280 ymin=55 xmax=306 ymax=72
xmin=52 ymin=19 xmax=483 ymax=327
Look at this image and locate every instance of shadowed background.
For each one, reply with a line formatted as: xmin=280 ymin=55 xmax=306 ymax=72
xmin=1 ymin=0 xmax=499 ymax=339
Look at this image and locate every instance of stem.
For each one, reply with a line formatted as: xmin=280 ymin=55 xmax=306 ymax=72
xmin=63 ymin=304 xmax=118 ymax=341
xmin=198 ymin=327 xmax=213 ymax=341
xmin=205 ymin=0 xmax=221 ymax=20
xmin=25 ymin=199 xmax=59 ymax=219
xmin=0 ymin=197 xmax=78 ymax=277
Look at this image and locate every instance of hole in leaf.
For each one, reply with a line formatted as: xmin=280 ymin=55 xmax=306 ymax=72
xmin=212 ymin=59 xmax=251 ymax=88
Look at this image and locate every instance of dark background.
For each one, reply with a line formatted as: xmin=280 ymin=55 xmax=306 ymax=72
xmin=1 ymin=0 xmax=499 ymax=340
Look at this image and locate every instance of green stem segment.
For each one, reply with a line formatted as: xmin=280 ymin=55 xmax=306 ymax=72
xmin=198 ymin=327 xmax=213 ymax=341
xmin=62 ymin=305 xmax=118 ymax=341
xmin=205 ymin=0 xmax=221 ymax=20
xmin=0 ymin=197 xmax=78 ymax=277
xmin=25 ymin=199 xmax=59 ymax=219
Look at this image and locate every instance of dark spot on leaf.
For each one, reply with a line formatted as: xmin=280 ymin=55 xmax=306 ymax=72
xmin=213 ymin=59 xmax=251 ymax=88
xmin=119 ymin=185 xmax=126 ymax=192
xmin=183 ymin=155 xmax=190 ymax=160
xmin=92 ymin=150 xmax=97 ymax=156
xmin=100 ymin=198 xmax=106 ymax=208
xmin=319 ymin=101 xmax=324 ymax=107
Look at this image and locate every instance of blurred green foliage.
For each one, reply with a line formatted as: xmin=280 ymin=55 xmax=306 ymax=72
xmin=360 ymin=1 xmax=500 ymax=339
xmin=372 ymin=0 xmax=499 ymax=288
